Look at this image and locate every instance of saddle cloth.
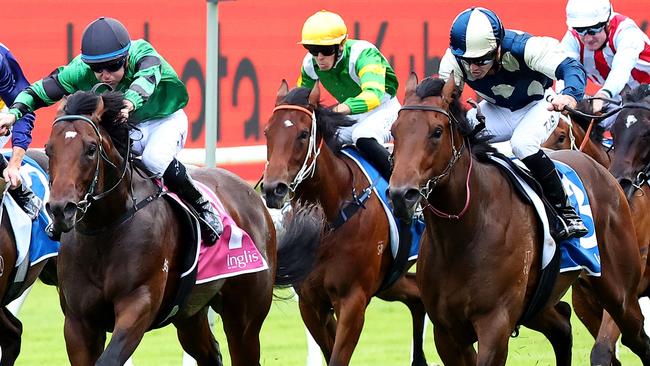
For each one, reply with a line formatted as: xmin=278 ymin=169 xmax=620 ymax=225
xmin=487 ymin=153 xmax=601 ymax=276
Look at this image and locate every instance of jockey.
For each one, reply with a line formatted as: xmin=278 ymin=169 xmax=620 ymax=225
xmin=0 ymin=43 xmax=42 ymax=220
xmin=297 ymin=10 xmax=399 ymax=180
xmin=439 ymin=7 xmax=589 ymax=240
xmin=0 ymin=17 xmax=223 ymax=244
xmin=561 ymin=0 xmax=650 ymax=128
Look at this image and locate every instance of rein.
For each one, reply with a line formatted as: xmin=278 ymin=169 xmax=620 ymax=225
xmin=398 ymin=105 xmax=473 ymax=219
xmin=52 ymin=114 xmax=130 ymax=221
xmin=271 ymin=104 xmax=323 ymax=192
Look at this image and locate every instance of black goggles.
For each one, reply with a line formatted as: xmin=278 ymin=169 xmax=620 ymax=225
xmin=460 ymin=51 xmax=497 ymax=67
xmin=304 ymin=44 xmax=338 ymax=57
xmin=88 ymin=58 xmax=126 ymax=73
xmin=574 ymin=23 xmax=607 ymax=36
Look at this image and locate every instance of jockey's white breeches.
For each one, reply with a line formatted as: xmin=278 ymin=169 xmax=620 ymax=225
xmin=130 ymin=109 xmax=188 ymax=176
xmin=337 ymin=95 xmax=401 ymax=144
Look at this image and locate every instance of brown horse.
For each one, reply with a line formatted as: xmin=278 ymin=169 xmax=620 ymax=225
xmin=45 ymin=90 xmax=277 ymax=366
xmin=542 ymin=101 xmax=610 ymax=168
xmin=0 ymin=149 xmax=55 ymax=366
xmin=262 ymin=81 xmax=427 ymax=366
xmin=388 ymin=74 xmax=650 ymax=365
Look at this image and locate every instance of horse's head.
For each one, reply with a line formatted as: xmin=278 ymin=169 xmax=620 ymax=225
xmin=388 ymin=73 xmax=468 ymax=220
xmin=262 ymin=80 xmax=354 ymax=208
xmin=609 ymin=84 xmax=650 ymax=198
xmin=543 ymin=118 xmax=575 ymax=151
xmin=45 ymin=90 xmax=126 ymax=233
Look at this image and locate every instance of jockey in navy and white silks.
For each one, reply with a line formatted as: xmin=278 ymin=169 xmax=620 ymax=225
xmin=0 ymin=43 xmax=42 ymax=220
xmin=561 ymin=0 xmax=650 ymax=128
xmin=438 ymin=7 xmax=589 ymax=240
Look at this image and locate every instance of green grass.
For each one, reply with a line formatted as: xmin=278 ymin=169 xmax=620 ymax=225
xmin=15 ymin=281 xmax=643 ymax=365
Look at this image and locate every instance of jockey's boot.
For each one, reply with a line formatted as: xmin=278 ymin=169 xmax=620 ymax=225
xmin=0 ymin=154 xmax=42 ymax=220
xmin=356 ymin=137 xmax=392 ymax=181
xmin=163 ymin=159 xmax=223 ymax=245
xmin=9 ymin=182 xmax=42 ymax=221
xmin=522 ymin=150 xmax=588 ymax=241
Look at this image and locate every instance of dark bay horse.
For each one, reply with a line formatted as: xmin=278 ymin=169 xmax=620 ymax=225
xmin=45 ymin=91 xmax=276 ymax=366
xmin=542 ymin=101 xmax=610 ymax=168
xmin=388 ymin=74 xmax=650 ymax=365
xmin=262 ymin=81 xmax=427 ymax=366
xmin=0 ymin=149 xmax=54 ymax=366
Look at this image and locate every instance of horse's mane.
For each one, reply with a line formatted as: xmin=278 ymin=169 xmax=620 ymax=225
xmin=63 ymin=90 xmax=126 ymax=126
xmin=415 ymin=77 xmax=495 ymax=158
xmin=281 ymin=87 xmax=356 ymax=153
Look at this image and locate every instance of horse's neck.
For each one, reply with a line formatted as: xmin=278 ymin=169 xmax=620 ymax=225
xmin=295 ymin=145 xmax=356 ymax=219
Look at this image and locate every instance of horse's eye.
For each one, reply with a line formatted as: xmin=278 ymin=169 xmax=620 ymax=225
xmin=430 ymin=127 xmax=443 ymax=139
xmin=86 ymin=144 xmax=97 ymax=157
xmin=298 ymin=130 xmax=310 ymax=140
xmin=558 ymin=135 xmax=566 ymax=143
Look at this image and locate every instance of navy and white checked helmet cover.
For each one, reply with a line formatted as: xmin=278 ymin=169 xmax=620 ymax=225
xmin=450 ymin=7 xmax=505 ymax=58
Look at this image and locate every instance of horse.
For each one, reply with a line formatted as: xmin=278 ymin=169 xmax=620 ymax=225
xmin=261 ymin=81 xmax=428 ymax=366
xmin=0 ymin=149 xmax=55 ymax=366
xmin=542 ymin=99 xmax=610 ymax=168
xmin=44 ymin=90 xmax=277 ymax=366
xmin=387 ymin=73 xmax=650 ymax=365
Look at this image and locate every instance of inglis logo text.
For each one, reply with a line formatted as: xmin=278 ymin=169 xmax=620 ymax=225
xmin=227 ymin=250 xmax=261 ymax=269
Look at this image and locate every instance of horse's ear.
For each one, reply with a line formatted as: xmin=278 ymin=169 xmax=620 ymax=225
xmin=405 ymin=72 xmax=418 ymax=98
xmin=91 ymin=95 xmax=106 ymax=123
xmin=276 ymin=79 xmax=289 ymax=106
xmin=55 ymin=96 xmax=69 ymax=117
xmin=308 ymin=81 xmax=320 ymax=106
xmin=442 ymin=71 xmax=457 ymax=103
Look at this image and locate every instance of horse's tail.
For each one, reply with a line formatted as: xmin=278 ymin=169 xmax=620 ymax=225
xmin=274 ymin=202 xmax=326 ymax=287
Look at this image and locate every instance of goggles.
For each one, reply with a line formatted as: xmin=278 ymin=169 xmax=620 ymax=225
xmin=88 ymin=58 xmax=126 ymax=73
xmin=304 ymin=44 xmax=338 ymax=57
xmin=459 ymin=50 xmax=497 ymax=67
xmin=574 ymin=23 xmax=607 ymax=36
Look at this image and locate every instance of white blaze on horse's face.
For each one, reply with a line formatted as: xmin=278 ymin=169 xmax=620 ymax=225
xmin=626 ymin=115 xmax=638 ymax=129
xmin=283 ymin=120 xmax=294 ymax=128
xmin=65 ymin=131 xmax=78 ymax=139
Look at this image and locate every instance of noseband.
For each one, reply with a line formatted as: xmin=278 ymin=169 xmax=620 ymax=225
xmin=52 ymin=114 xmax=128 ymax=219
xmin=398 ymin=104 xmax=472 ymax=219
xmin=270 ymin=104 xmax=323 ymax=191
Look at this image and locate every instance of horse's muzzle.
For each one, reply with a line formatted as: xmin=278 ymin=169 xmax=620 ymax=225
xmin=388 ymin=186 xmax=420 ymax=221
xmin=262 ymin=181 xmax=289 ymax=209
xmin=45 ymin=200 xmax=78 ymax=233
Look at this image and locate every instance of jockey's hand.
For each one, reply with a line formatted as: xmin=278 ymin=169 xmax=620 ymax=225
xmin=332 ymin=103 xmax=351 ymax=115
xmin=120 ymin=100 xmax=135 ymax=122
xmin=547 ymin=94 xmax=577 ymax=112
xmin=3 ymin=164 xmax=21 ymax=189
xmin=0 ymin=113 xmax=16 ymax=136
xmin=591 ymin=92 xmax=610 ymax=114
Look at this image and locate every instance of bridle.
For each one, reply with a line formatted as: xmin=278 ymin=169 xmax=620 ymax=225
xmin=52 ymin=114 xmax=129 ymax=221
xmin=270 ymin=104 xmax=323 ymax=192
xmin=398 ymin=104 xmax=473 ymax=219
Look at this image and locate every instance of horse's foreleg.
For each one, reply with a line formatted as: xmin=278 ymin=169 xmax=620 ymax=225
xmin=589 ymin=310 xmax=623 ymax=366
xmin=95 ymin=293 xmax=156 ymax=366
xmin=524 ymin=301 xmax=573 ymax=366
xmin=376 ymin=272 xmax=428 ymax=366
xmin=0 ymin=308 xmax=22 ymax=366
xmin=298 ymin=297 xmax=334 ymax=362
xmin=473 ymin=312 xmax=513 ymax=366
xmin=64 ymin=314 xmax=106 ymax=366
xmin=176 ymin=307 xmax=222 ymax=366
xmin=433 ymin=325 xmax=476 ymax=366
xmin=328 ymin=289 xmax=369 ymax=366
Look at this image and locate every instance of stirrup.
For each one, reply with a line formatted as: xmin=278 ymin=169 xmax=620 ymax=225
xmin=198 ymin=207 xmax=223 ymax=246
xmin=554 ymin=208 xmax=588 ymax=240
xmin=9 ymin=186 xmax=42 ymax=221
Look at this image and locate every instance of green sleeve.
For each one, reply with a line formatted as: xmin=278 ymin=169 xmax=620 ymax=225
xmin=123 ymin=51 xmax=163 ymax=110
xmin=297 ymin=67 xmax=316 ymax=90
xmin=342 ymin=49 xmax=388 ymax=114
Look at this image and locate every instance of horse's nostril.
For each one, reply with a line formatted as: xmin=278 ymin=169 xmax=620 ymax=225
xmin=274 ymin=183 xmax=289 ymax=198
xmin=404 ymin=189 xmax=421 ymax=204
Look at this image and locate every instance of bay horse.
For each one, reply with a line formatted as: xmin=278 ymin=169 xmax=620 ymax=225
xmin=45 ymin=90 xmax=277 ymax=366
xmin=262 ymin=81 xmax=427 ymax=366
xmin=542 ymin=99 xmax=610 ymax=168
xmin=388 ymin=73 xmax=650 ymax=365
xmin=0 ymin=149 xmax=54 ymax=366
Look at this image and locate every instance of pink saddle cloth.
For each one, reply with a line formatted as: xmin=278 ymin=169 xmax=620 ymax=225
xmin=192 ymin=181 xmax=269 ymax=284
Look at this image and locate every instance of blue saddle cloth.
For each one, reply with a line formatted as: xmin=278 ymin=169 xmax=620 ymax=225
xmin=341 ymin=148 xmax=424 ymax=262
xmin=555 ymin=161 xmax=600 ymax=275
xmin=3 ymin=152 xmax=60 ymax=265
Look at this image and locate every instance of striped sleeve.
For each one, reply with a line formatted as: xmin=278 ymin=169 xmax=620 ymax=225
xmin=297 ymin=53 xmax=317 ymax=90
xmin=343 ymin=46 xmax=386 ymax=114
xmin=124 ymin=55 xmax=162 ymax=110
